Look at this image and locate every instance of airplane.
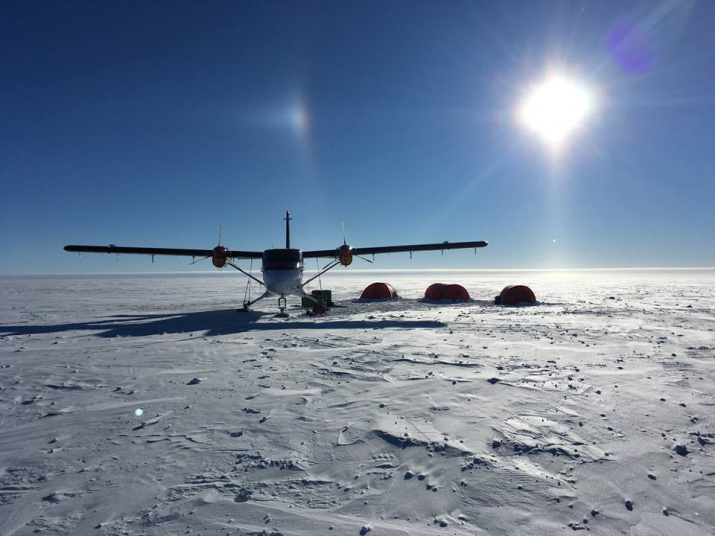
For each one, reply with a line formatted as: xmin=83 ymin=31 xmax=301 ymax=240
xmin=65 ymin=212 xmax=488 ymax=316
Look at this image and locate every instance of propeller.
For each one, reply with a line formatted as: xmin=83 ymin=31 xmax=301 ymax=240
xmin=191 ymin=223 xmax=227 ymax=267
xmin=338 ymin=222 xmax=372 ymax=266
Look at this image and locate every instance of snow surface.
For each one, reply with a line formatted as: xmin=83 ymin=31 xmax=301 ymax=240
xmin=1 ymin=270 xmax=714 ymax=535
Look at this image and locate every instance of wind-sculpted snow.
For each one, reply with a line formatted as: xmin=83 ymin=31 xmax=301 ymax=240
xmin=0 ymin=270 xmax=714 ymax=535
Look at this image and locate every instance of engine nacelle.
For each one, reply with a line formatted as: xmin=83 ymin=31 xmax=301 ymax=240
xmin=212 ymin=246 xmax=228 ymax=268
xmin=338 ymin=244 xmax=353 ymax=267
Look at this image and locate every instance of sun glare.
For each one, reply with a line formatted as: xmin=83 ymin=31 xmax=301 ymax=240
xmin=520 ymin=75 xmax=593 ymax=148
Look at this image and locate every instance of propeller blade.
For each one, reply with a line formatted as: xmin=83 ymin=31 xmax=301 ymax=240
xmin=190 ymin=255 xmax=211 ymax=265
xmin=356 ymin=254 xmax=374 ymax=264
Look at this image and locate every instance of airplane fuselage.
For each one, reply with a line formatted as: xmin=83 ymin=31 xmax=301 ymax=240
xmin=262 ymin=248 xmax=304 ymax=297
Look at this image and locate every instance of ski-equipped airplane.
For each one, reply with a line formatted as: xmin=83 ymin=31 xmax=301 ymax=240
xmin=65 ymin=212 xmax=488 ymax=315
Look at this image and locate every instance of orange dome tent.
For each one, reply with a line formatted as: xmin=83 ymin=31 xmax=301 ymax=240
xmin=360 ymin=282 xmax=398 ymax=300
xmin=498 ymin=285 xmax=536 ymax=305
xmin=425 ymin=283 xmax=445 ymax=299
xmin=424 ymin=283 xmax=470 ymax=302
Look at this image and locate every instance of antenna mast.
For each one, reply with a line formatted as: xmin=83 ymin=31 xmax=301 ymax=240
xmin=284 ymin=211 xmax=292 ymax=249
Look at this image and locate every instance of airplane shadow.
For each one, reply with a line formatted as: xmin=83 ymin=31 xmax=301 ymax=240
xmin=0 ymin=309 xmax=447 ymax=339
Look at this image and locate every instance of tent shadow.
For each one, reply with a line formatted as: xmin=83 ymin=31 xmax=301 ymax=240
xmin=0 ymin=309 xmax=447 ymax=338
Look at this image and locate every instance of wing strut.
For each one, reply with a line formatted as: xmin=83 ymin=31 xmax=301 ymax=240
xmin=301 ymin=259 xmax=342 ymax=288
xmin=227 ymin=261 xmax=264 ymax=286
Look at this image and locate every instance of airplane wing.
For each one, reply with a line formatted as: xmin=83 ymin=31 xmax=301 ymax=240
xmin=302 ymin=240 xmax=488 ymax=259
xmin=63 ymin=245 xmax=264 ymax=259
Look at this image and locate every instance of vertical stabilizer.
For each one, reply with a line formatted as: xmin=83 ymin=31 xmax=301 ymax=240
xmin=284 ymin=211 xmax=292 ymax=249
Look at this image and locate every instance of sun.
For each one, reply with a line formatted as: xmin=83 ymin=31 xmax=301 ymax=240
xmin=519 ymin=74 xmax=593 ymax=148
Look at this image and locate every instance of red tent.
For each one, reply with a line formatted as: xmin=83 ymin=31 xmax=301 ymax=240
xmin=499 ymin=285 xmax=536 ymax=305
xmin=424 ymin=283 xmax=470 ymax=302
xmin=360 ymin=282 xmax=398 ymax=300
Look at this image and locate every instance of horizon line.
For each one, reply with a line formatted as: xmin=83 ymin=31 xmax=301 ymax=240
xmin=2 ymin=266 xmax=715 ymax=277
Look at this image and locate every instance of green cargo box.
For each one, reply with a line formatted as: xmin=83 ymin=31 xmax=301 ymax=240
xmin=302 ymin=289 xmax=333 ymax=308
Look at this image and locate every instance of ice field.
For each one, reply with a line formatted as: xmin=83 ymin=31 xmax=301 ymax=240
xmin=1 ymin=270 xmax=714 ymax=535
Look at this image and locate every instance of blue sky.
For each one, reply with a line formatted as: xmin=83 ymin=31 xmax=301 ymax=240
xmin=2 ymin=0 xmax=714 ymax=274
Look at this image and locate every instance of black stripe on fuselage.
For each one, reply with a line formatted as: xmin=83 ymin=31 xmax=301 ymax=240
xmin=262 ymin=248 xmax=303 ymax=271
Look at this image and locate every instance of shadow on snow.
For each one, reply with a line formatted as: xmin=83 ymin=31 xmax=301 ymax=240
xmin=0 ymin=309 xmax=447 ymax=338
